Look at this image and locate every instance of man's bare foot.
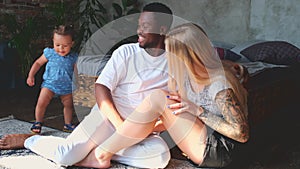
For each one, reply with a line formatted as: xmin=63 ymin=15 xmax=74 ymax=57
xmin=0 ymin=134 xmax=34 ymax=150
xmin=75 ymin=148 xmax=111 ymax=168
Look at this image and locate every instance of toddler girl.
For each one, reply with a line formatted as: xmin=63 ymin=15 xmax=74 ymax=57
xmin=26 ymin=25 xmax=78 ymax=134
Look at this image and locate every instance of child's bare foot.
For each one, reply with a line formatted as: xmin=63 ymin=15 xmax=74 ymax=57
xmin=0 ymin=134 xmax=34 ymax=150
xmin=75 ymin=148 xmax=111 ymax=168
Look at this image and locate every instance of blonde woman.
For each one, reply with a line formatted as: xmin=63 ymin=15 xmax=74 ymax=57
xmin=162 ymin=23 xmax=249 ymax=167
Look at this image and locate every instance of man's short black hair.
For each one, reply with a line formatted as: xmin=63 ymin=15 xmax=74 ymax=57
xmin=142 ymin=2 xmax=173 ymax=30
xmin=143 ymin=2 xmax=172 ymax=15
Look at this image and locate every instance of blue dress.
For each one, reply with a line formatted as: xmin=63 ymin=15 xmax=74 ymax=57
xmin=42 ymin=48 xmax=78 ymax=95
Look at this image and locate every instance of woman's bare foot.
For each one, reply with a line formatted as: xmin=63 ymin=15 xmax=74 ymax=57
xmin=0 ymin=134 xmax=34 ymax=149
xmin=75 ymin=148 xmax=112 ymax=168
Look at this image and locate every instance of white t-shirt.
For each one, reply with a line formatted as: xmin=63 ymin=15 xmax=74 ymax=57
xmin=185 ymin=75 xmax=231 ymax=117
xmin=96 ymin=43 xmax=168 ymax=118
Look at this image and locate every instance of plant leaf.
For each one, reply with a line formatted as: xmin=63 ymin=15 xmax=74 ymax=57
xmin=112 ymin=3 xmax=123 ymax=18
xmin=126 ymin=0 xmax=137 ymax=7
xmin=127 ymin=8 xmax=140 ymax=15
xmin=122 ymin=0 xmax=127 ymax=11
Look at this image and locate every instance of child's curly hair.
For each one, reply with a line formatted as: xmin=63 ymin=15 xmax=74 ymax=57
xmin=53 ymin=25 xmax=75 ymax=40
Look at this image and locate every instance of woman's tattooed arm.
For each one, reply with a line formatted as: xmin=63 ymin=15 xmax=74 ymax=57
xmin=198 ymin=88 xmax=249 ymax=143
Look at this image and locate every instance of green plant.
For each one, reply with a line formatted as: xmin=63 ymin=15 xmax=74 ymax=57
xmin=0 ymin=14 xmax=41 ymax=77
xmin=76 ymin=0 xmax=108 ymax=51
xmin=45 ymin=0 xmax=108 ymax=52
xmin=0 ymin=0 xmax=109 ymax=77
xmin=107 ymin=0 xmax=140 ymax=54
xmin=112 ymin=0 xmax=140 ymax=19
xmin=0 ymin=0 xmax=141 ymax=77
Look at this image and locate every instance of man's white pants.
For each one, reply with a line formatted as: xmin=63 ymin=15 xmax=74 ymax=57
xmin=24 ymin=105 xmax=171 ymax=168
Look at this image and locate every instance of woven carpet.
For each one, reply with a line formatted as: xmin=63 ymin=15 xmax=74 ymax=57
xmin=0 ymin=116 xmax=196 ymax=169
xmin=2 ymin=116 xmax=299 ymax=169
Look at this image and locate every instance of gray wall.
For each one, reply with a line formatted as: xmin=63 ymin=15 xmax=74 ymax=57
xmin=137 ymin=0 xmax=300 ymax=47
xmin=249 ymin=0 xmax=299 ymax=47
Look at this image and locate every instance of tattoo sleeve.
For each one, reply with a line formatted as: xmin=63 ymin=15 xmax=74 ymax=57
xmin=198 ymin=88 xmax=249 ymax=143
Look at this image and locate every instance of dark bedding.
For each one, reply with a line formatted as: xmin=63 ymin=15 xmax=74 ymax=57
xmin=245 ymin=65 xmax=300 ymax=126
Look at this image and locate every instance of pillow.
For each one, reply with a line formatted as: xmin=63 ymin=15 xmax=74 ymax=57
xmin=215 ymin=47 xmax=241 ymax=61
xmin=96 ymin=54 xmax=111 ymax=76
xmin=230 ymin=40 xmax=267 ymax=63
xmin=77 ymin=55 xmax=111 ymax=76
xmin=230 ymin=40 xmax=266 ymax=54
xmin=240 ymin=41 xmax=300 ymax=65
xmin=211 ymin=41 xmax=235 ymax=49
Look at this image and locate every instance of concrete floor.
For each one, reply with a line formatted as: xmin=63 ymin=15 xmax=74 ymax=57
xmin=0 ymin=88 xmax=82 ymax=131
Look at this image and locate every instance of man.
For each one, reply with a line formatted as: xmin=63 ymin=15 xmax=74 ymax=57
xmin=0 ymin=2 xmax=173 ymax=169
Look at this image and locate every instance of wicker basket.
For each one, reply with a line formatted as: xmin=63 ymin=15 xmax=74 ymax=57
xmin=73 ymin=74 xmax=97 ymax=108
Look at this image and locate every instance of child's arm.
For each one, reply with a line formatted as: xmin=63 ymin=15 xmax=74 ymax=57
xmin=26 ymin=54 xmax=48 ymax=86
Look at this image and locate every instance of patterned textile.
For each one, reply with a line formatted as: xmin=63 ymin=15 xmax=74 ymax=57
xmin=73 ymin=75 xmax=97 ymax=108
xmin=240 ymin=41 xmax=300 ymax=65
xmin=42 ymin=48 xmax=78 ymax=95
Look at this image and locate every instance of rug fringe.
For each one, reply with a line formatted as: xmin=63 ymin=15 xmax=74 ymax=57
xmin=0 ymin=115 xmax=15 ymax=122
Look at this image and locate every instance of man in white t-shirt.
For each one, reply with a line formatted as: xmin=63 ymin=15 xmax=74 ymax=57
xmin=0 ymin=2 xmax=173 ymax=169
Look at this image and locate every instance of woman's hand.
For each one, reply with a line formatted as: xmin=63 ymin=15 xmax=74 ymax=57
xmin=166 ymin=94 xmax=202 ymax=116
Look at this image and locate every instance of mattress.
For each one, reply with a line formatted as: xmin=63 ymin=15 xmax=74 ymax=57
xmin=245 ymin=65 xmax=300 ymax=125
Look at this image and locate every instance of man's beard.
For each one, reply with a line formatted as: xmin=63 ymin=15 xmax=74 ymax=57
xmin=139 ymin=42 xmax=155 ymax=49
xmin=139 ymin=34 xmax=161 ymax=49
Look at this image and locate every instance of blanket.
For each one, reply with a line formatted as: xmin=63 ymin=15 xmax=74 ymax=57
xmin=0 ymin=116 xmax=194 ymax=169
xmin=2 ymin=116 xmax=297 ymax=169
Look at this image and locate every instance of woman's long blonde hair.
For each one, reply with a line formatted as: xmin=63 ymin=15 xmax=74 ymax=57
xmin=165 ymin=23 xmax=248 ymax=115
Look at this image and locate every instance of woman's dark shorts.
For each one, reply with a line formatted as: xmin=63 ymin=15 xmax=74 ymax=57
xmin=191 ymin=132 xmax=235 ymax=168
